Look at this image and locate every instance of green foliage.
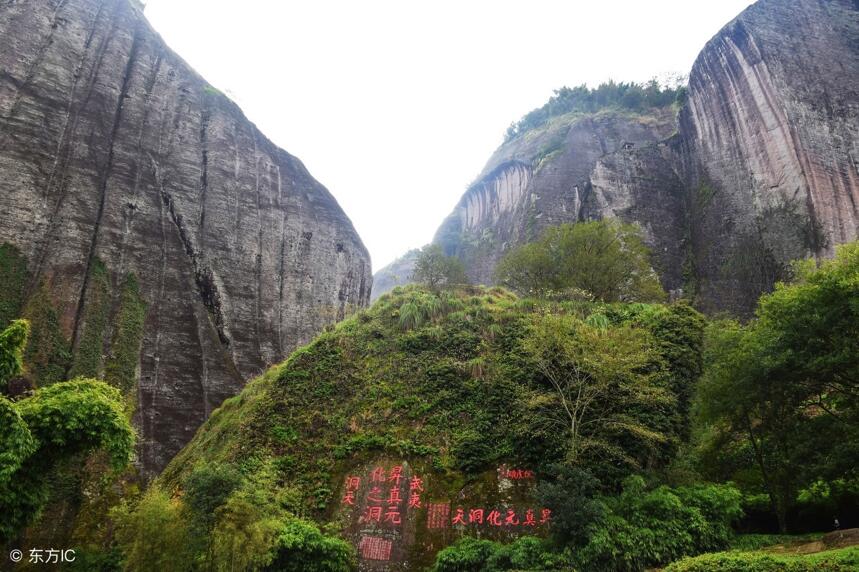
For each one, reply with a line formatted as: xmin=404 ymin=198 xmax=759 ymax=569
xmin=536 ymin=465 xmax=606 ymax=547
xmin=432 ymin=536 xmax=568 ymax=572
xmin=70 ymin=259 xmax=111 ymax=380
xmin=0 ymin=379 xmax=134 ymax=541
xmin=411 ymin=244 xmax=469 ymax=290
xmin=664 ymin=546 xmax=859 ymax=572
xmin=210 ymin=495 xmax=281 ymax=572
xmin=104 ymin=274 xmax=147 ymax=394
xmin=505 ymin=78 xmax=683 ymax=141
xmin=183 ymin=462 xmax=243 ymax=530
xmin=693 ymin=242 xmax=859 ymax=531
xmin=574 ymin=477 xmax=743 ymax=571
xmin=0 ymin=243 xmax=28 ymax=330
xmin=495 ymin=220 xmax=665 ymax=302
xmin=264 ymin=519 xmax=356 ymax=572
xmin=112 ymin=488 xmax=194 ymax=572
xmin=159 ymin=285 xmax=705 ymax=569
xmin=0 ymin=318 xmax=29 ymax=393
xmin=520 ymin=310 xmax=675 ymax=472
xmin=22 ymin=282 xmax=72 ymax=386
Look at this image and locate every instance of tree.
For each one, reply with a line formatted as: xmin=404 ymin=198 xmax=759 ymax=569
xmin=495 ymin=220 xmax=665 ymax=302
xmin=112 ymin=488 xmax=194 ymax=572
xmin=521 ymin=312 xmax=674 ymax=469
xmin=694 ymin=242 xmax=859 ymax=532
xmin=0 ymin=379 xmax=134 ymax=541
xmin=0 ymin=319 xmax=29 ymax=394
xmin=411 ymin=244 xmax=468 ymax=290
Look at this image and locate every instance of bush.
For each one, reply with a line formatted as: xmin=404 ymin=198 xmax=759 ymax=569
xmin=112 ymin=488 xmax=194 ymax=572
xmin=432 ymin=536 xmax=568 ymax=572
xmin=264 ymin=519 xmax=356 ymax=572
xmin=663 ymin=546 xmax=859 ymax=572
xmin=575 ymin=478 xmax=742 ymax=571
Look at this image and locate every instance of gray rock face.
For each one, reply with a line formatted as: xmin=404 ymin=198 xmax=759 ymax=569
xmin=377 ymin=0 xmax=859 ymax=313
xmin=0 ymin=0 xmax=371 ymax=474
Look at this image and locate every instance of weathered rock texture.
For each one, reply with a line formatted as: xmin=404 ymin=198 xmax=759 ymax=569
xmin=0 ymin=0 xmax=371 ymax=474
xmin=375 ymin=0 xmax=859 ymax=313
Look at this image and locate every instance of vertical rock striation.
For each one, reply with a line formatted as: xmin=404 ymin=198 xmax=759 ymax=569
xmin=374 ymin=0 xmax=858 ymax=313
xmin=0 ymin=0 xmax=371 ymax=474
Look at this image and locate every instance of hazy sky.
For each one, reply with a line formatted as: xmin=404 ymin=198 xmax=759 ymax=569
xmin=143 ymin=0 xmax=752 ymax=272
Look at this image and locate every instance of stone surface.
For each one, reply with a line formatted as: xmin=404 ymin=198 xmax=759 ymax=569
xmin=376 ymin=0 xmax=859 ymax=314
xmin=0 ymin=0 xmax=371 ymax=475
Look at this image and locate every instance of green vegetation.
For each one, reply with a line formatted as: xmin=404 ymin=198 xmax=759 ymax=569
xmin=664 ymin=546 xmax=859 ymax=571
xmin=495 ymin=220 xmax=665 ymax=302
xmin=505 ymin=79 xmax=684 ymax=142
xmin=411 ymin=244 xmax=469 ymax=290
xmin=104 ymin=274 xmax=147 ymax=394
xmin=0 ymin=378 xmax=134 ymax=541
xmin=694 ymin=242 xmax=859 ymax=532
xmin=150 ymin=283 xmax=707 ymax=570
xmin=0 ymin=243 xmax=28 ymax=330
xmin=70 ymin=259 xmax=112 ymax=380
xmin=0 ymin=319 xmax=29 ymax=393
xmin=21 ymin=282 xmax=72 ymax=386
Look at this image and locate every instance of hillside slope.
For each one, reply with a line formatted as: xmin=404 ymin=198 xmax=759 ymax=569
xmin=161 ymin=285 xmax=705 ymax=568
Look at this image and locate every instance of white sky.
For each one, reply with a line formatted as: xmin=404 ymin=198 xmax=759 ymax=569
xmin=143 ymin=0 xmax=753 ymax=272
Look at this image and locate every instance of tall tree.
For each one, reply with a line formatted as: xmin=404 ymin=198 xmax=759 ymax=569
xmin=695 ymin=242 xmax=859 ymax=532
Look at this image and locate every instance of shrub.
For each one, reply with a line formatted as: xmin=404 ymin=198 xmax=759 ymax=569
xmin=663 ymin=546 xmax=859 ymax=572
xmin=264 ymin=519 xmax=356 ymax=572
xmin=432 ymin=536 xmax=567 ymax=572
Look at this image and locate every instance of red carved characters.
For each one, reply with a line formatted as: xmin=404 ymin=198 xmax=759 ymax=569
xmin=342 ymin=476 xmax=360 ymax=506
xmin=503 ymin=468 xmax=536 ymax=480
xmin=427 ymin=503 xmax=450 ymax=529
xmin=359 ymin=536 xmax=392 ymax=561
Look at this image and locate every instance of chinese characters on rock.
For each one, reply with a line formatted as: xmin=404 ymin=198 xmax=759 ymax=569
xmin=427 ymin=502 xmax=551 ymax=529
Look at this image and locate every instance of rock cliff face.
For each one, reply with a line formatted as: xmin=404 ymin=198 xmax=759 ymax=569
xmin=0 ymin=0 xmax=371 ymax=474
xmin=375 ymin=0 xmax=859 ymax=313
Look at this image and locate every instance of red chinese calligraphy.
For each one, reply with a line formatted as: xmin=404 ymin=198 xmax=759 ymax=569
xmin=388 ymin=465 xmax=403 ymax=485
xmin=540 ymin=508 xmax=552 ymax=524
xmin=469 ymin=508 xmax=485 ymax=524
xmin=408 ymin=492 xmax=422 ymax=509
xmin=523 ymin=509 xmax=537 ymax=526
xmin=342 ymin=490 xmax=356 ymax=505
xmin=384 ymin=507 xmax=402 ymax=525
xmin=359 ymin=536 xmax=392 ymax=561
xmin=386 ymin=487 xmax=403 ymax=505
xmin=504 ymin=468 xmax=536 ymax=480
xmin=366 ymin=486 xmax=383 ymax=504
xmin=370 ymin=466 xmax=386 ymax=483
xmin=345 ymin=476 xmax=361 ymax=490
xmin=361 ymin=506 xmax=382 ymax=523
xmin=427 ymin=503 xmax=450 ymax=529
xmin=504 ymin=509 xmax=520 ymax=525
xmin=487 ymin=510 xmax=503 ymax=526
xmin=451 ymin=507 xmax=467 ymax=526
xmin=410 ymin=475 xmax=424 ymax=492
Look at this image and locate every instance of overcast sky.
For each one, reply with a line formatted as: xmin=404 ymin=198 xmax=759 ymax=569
xmin=143 ymin=0 xmax=752 ymax=272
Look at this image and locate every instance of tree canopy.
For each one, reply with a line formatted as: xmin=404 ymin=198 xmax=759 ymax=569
xmin=411 ymin=244 xmax=468 ymax=290
xmin=694 ymin=242 xmax=859 ymax=532
xmin=495 ymin=220 xmax=665 ymax=302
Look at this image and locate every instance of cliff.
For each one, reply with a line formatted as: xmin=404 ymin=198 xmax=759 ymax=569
xmin=0 ymin=0 xmax=371 ymax=475
xmin=375 ymin=0 xmax=859 ymax=314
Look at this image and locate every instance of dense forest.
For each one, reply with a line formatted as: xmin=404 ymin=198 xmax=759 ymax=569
xmin=1 ymin=221 xmax=856 ymax=571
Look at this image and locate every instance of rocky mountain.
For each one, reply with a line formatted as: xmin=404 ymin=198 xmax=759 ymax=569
xmin=373 ymin=0 xmax=859 ymax=314
xmin=0 ymin=0 xmax=371 ymax=475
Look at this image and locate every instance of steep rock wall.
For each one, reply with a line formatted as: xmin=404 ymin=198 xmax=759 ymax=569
xmin=0 ymin=0 xmax=371 ymax=474
xmin=376 ymin=0 xmax=859 ymax=313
